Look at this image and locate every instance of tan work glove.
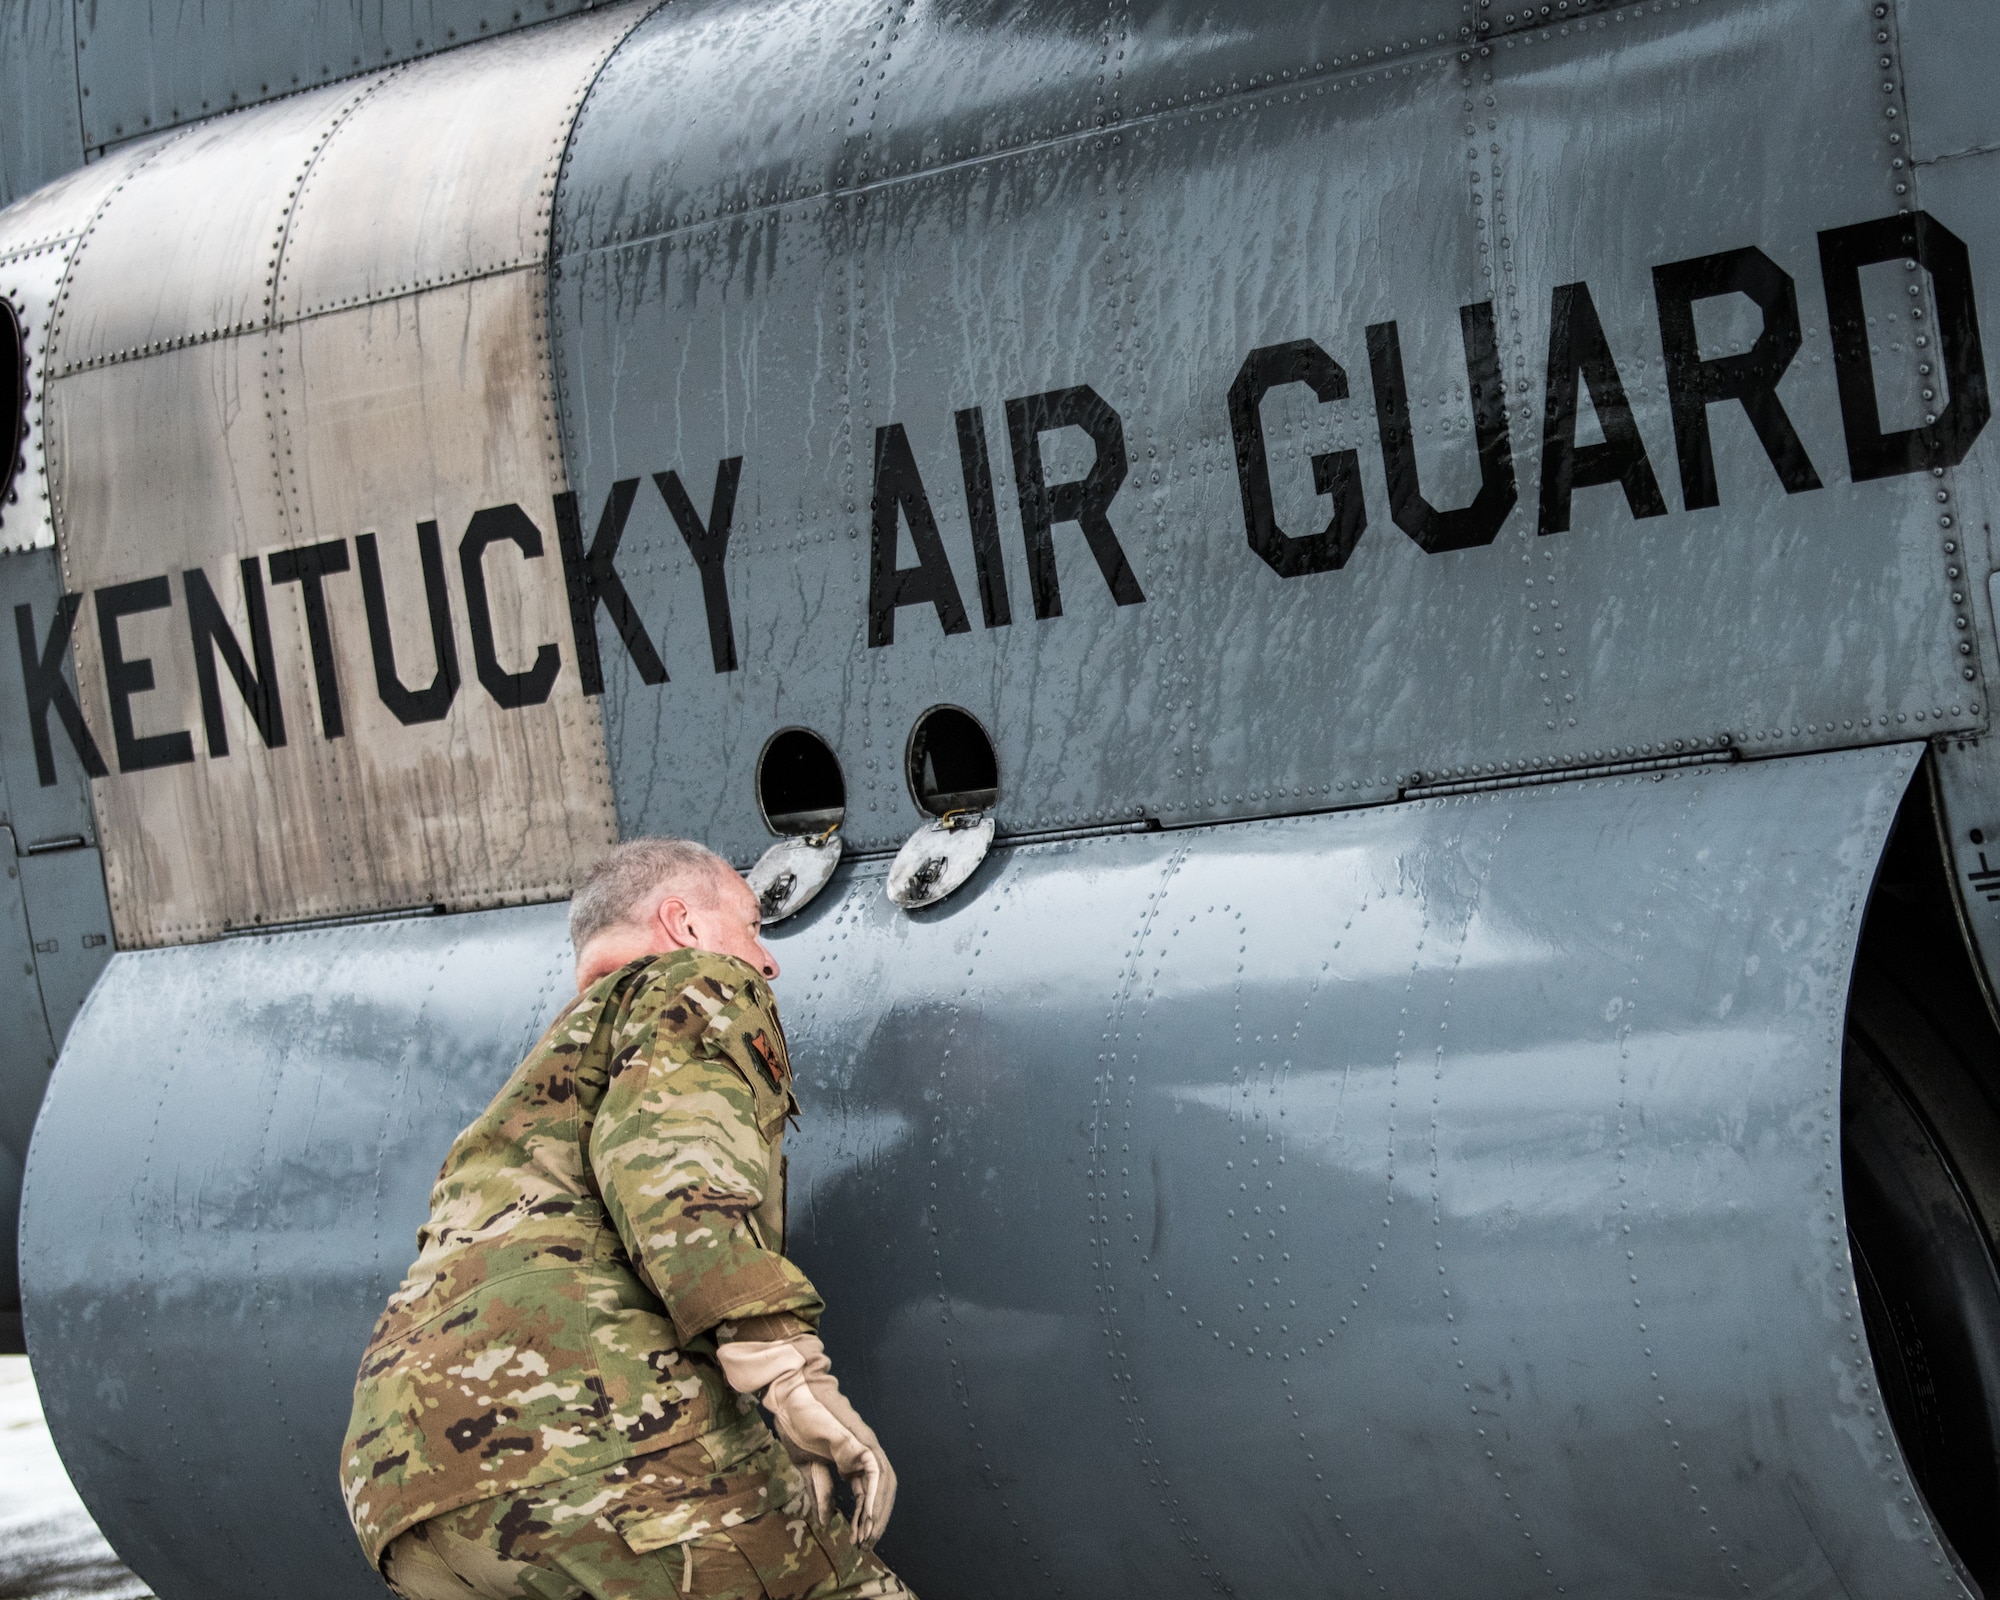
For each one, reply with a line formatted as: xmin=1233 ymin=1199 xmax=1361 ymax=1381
xmin=716 ymin=1333 xmax=897 ymax=1546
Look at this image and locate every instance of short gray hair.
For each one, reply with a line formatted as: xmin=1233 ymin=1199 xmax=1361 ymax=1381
xmin=569 ymin=837 xmax=734 ymax=952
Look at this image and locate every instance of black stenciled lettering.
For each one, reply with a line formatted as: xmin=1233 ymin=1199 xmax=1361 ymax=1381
xmin=1653 ymin=246 xmax=1822 ymax=509
xmin=1227 ymin=339 xmax=1367 ymax=577
xmin=1005 ymin=385 xmax=1144 ymax=616
xmin=555 ymin=479 xmax=665 ymax=693
xmin=183 ymin=560 xmax=285 ymax=757
xmin=268 ymin=539 xmax=352 ymax=739
xmin=459 ymin=504 xmax=561 ymax=710
xmin=1818 ymin=210 xmax=1990 ymax=480
xmin=867 ymin=423 xmax=971 ymax=649
xmin=954 ymin=407 xmax=1011 ymax=628
xmin=14 ymin=595 xmax=107 ymax=785
xmin=656 ymin=460 xmax=743 ymax=674
xmin=1538 ymin=281 xmax=1669 ymax=535
xmin=357 ymin=523 xmax=460 ymax=726
xmin=94 ymin=577 xmax=193 ymax=773
xmin=1365 ymin=302 xmax=1516 ymax=552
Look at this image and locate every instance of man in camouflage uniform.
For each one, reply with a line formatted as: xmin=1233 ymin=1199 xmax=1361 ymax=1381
xmin=341 ymin=838 xmax=909 ymax=1600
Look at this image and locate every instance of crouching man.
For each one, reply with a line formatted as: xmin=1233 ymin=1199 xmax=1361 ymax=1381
xmin=341 ymin=838 xmax=910 ymax=1600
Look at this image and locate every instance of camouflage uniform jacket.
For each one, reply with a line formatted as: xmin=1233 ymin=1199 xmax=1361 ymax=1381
xmin=339 ymin=949 xmax=823 ymax=1570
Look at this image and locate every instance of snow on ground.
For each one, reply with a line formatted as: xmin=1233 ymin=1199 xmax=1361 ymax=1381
xmin=0 ymin=1356 xmax=151 ymax=1600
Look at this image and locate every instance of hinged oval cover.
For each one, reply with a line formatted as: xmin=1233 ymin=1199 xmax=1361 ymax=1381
xmin=747 ymin=831 xmax=842 ymax=923
xmin=886 ymin=811 xmax=995 ymax=910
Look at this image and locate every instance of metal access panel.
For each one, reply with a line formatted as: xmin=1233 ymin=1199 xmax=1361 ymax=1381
xmin=10 ymin=9 xmax=647 ymax=946
xmin=552 ymin=0 xmax=1990 ymax=865
xmin=17 ymin=846 xmax=114 ymax=1038
xmin=21 ymin=741 xmax=1960 ymax=1600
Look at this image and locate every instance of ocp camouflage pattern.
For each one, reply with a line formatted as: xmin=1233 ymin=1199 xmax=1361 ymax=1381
xmin=341 ymin=949 xmax=824 ymax=1570
xmin=381 ymin=1437 xmax=913 ymax=1600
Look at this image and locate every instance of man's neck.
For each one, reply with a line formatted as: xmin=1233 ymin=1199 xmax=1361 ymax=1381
xmin=574 ymin=930 xmax=668 ymax=993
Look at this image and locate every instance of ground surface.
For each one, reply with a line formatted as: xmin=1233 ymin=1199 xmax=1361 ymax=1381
xmin=0 ymin=1356 xmax=150 ymax=1600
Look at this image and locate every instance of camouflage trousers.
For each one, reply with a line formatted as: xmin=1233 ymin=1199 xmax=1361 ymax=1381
xmin=381 ymin=1438 xmax=913 ymax=1600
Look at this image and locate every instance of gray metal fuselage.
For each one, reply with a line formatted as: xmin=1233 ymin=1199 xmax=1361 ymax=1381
xmin=1 ymin=2 xmax=1999 ymax=1597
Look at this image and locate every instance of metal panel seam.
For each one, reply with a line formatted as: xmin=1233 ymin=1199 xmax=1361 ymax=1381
xmin=539 ymin=2 xmax=661 ymax=847
xmin=261 ymin=81 xmax=402 ymax=928
xmin=64 ymin=0 xmax=84 ymax=173
xmin=45 ymin=261 xmax=572 ymax=380
xmin=1884 ymin=1 xmax=1994 ymax=729
xmin=0 ymin=228 xmax=90 ymax=269
xmin=544 ymin=0 xmax=671 ymax=490
xmin=262 ymin=69 xmax=406 ymax=342
xmin=41 ymin=125 xmax=195 ymax=630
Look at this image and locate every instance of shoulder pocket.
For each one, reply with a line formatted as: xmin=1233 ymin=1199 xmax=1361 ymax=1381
xmin=700 ymin=991 xmax=794 ymax=1138
xmin=712 ymin=1019 xmax=794 ymax=1138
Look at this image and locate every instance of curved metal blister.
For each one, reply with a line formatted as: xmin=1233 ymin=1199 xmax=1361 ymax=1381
xmin=747 ymin=830 xmax=842 ymax=924
xmin=886 ymin=811 xmax=995 ymax=910
xmin=26 ymin=746 xmax=1976 ymax=1600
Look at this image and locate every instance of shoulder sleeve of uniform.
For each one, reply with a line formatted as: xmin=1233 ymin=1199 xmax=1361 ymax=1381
xmin=637 ymin=952 xmax=794 ymax=1107
xmin=588 ymin=952 xmax=820 ymax=1343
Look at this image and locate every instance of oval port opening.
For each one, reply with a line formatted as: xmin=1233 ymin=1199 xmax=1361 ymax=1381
xmin=1 ymin=300 xmax=24 ymax=520
xmin=906 ymin=705 xmax=998 ymax=817
xmin=757 ymin=728 xmax=845 ymax=836
xmin=1843 ymin=761 xmax=2000 ymax=1594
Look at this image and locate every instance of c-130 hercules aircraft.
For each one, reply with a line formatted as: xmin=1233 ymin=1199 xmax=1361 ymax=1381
xmin=1 ymin=0 xmax=1999 ymax=1594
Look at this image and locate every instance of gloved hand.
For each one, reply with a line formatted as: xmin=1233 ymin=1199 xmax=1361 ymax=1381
xmin=715 ymin=1333 xmax=898 ymax=1546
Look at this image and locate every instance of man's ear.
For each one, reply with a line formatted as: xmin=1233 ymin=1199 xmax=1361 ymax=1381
xmin=656 ymin=893 xmax=699 ymax=950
